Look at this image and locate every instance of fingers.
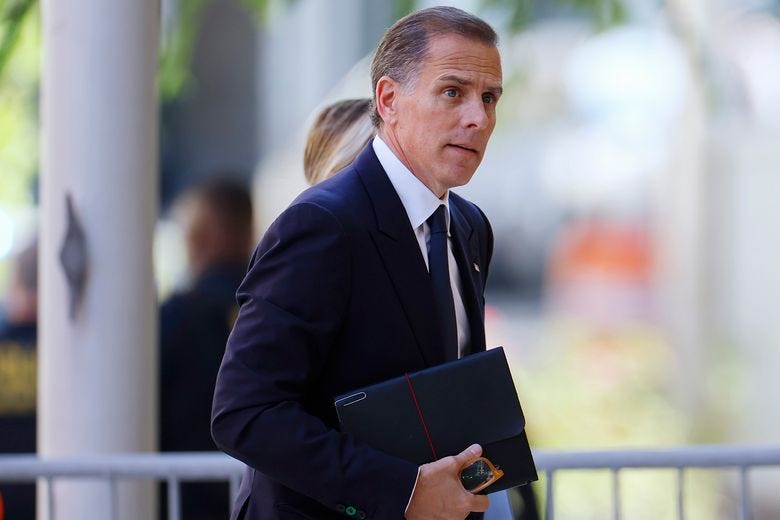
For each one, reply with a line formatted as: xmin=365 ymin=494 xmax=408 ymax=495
xmin=452 ymin=443 xmax=482 ymax=469
xmin=454 ymin=444 xmax=489 ymax=513
xmin=407 ymin=444 xmax=490 ymax=519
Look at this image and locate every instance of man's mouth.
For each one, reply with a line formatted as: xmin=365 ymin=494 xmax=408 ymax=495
xmin=448 ymin=144 xmax=479 ymax=155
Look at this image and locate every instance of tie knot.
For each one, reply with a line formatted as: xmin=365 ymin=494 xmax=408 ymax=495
xmin=427 ymin=205 xmax=448 ymax=235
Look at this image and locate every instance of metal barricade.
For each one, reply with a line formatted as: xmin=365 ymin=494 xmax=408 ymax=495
xmin=2 ymin=445 xmax=780 ymax=520
xmin=0 ymin=452 xmax=244 ymax=520
xmin=534 ymin=444 xmax=780 ymax=520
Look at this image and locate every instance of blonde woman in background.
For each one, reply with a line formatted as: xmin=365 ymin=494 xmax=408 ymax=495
xmin=303 ymin=98 xmax=374 ymax=185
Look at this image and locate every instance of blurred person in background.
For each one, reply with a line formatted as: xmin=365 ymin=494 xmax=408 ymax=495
xmin=159 ymin=177 xmax=253 ymax=519
xmin=0 ymin=240 xmax=38 ymax=519
xmin=303 ymin=98 xmax=374 ymax=186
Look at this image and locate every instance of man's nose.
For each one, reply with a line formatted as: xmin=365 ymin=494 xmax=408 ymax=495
xmin=462 ymin=96 xmax=491 ymax=130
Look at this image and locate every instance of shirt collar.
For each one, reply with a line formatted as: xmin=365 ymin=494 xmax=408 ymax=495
xmin=372 ymin=136 xmax=450 ymax=232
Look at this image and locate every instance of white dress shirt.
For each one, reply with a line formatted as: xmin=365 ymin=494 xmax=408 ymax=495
xmin=372 ymin=136 xmax=471 ymax=358
xmin=374 ymin=137 xmax=512 ymax=519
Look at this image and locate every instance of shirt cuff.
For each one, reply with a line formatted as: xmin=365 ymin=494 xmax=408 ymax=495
xmin=404 ymin=467 xmax=422 ymax=514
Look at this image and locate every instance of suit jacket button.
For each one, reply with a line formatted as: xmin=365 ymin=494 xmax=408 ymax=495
xmin=345 ymin=505 xmax=357 ymax=516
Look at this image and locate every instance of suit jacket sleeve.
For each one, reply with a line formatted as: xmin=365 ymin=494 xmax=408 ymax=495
xmin=211 ymin=202 xmax=418 ymax=518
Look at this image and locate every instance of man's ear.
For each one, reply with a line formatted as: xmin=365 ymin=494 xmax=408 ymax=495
xmin=375 ymin=76 xmax=399 ymax=126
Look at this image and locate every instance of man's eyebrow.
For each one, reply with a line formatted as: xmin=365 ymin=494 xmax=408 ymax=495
xmin=438 ymin=74 xmax=471 ymax=86
xmin=486 ymin=85 xmax=503 ymax=97
xmin=437 ymin=74 xmax=503 ymax=96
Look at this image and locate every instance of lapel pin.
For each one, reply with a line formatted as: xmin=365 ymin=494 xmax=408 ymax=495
xmin=473 ymin=263 xmax=480 ymax=272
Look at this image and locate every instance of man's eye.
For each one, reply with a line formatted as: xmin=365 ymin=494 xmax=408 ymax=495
xmin=482 ymin=94 xmax=494 ymax=104
xmin=445 ymin=89 xmax=458 ymax=98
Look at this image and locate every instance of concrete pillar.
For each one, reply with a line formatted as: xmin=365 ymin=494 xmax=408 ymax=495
xmin=38 ymin=0 xmax=159 ymax=518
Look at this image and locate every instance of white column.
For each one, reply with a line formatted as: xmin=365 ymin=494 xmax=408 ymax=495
xmin=38 ymin=0 xmax=159 ymax=518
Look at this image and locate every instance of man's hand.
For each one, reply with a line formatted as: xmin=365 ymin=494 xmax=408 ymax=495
xmin=405 ymin=444 xmax=490 ymax=519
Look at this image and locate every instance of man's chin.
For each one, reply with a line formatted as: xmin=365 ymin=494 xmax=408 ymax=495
xmin=441 ymin=169 xmax=478 ymax=191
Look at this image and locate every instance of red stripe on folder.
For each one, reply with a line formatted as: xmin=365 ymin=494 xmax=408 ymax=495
xmin=404 ymin=372 xmax=438 ymax=460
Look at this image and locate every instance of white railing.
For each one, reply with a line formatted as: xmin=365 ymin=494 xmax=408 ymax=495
xmin=534 ymin=444 xmax=780 ymax=520
xmin=0 ymin=452 xmax=244 ymax=520
xmin=2 ymin=445 xmax=780 ymax=520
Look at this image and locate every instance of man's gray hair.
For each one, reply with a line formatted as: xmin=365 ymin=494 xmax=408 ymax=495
xmin=369 ymin=6 xmax=498 ymax=128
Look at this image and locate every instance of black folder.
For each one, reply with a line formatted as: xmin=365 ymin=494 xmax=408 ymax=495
xmin=334 ymin=347 xmax=537 ymax=493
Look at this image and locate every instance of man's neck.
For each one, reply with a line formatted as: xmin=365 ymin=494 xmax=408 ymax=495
xmin=376 ymin=130 xmax=447 ymax=199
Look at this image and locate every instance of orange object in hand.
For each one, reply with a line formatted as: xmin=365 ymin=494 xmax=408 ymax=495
xmin=460 ymin=456 xmax=504 ymax=493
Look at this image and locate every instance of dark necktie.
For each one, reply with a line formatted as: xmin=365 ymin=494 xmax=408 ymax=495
xmin=427 ymin=205 xmax=458 ymax=362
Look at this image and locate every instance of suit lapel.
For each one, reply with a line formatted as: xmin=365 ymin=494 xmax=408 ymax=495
xmin=449 ymin=200 xmax=486 ymax=355
xmin=354 ymin=145 xmax=445 ymax=367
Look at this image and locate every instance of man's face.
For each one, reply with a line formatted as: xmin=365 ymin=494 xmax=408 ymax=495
xmin=379 ymin=34 xmax=502 ymax=197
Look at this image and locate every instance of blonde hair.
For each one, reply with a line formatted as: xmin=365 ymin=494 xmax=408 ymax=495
xmin=303 ymin=98 xmax=374 ymax=185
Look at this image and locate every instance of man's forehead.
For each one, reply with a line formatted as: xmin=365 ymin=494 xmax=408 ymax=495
xmin=421 ymin=34 xmax=501 ymax=74
xmin=423 ymin=58 xmax=503 ymax=91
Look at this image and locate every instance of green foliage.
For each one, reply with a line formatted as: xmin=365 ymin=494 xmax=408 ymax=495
xmin=1 ymin=0 xmax=291 ymax=102
xmin=482 ymin=0 xmax=533 ymax=30
xmin=394 ymin=0 xmax=416 ymax=21
xmin=239 ymin=0 xmax=274 ymax=24
xmin=481 ymin=0 xmax=626 ymax=31
xmin=0 ymin=0 xmax=37 ymax=205
xmin=0 ymin=0 xmax=35 ymax=79
xmin=563 ymin=0 xmax=626 ymax=29
xmin=0 ymin=0 xmax=629 ymax=207
xmin=158 ymin=0 xmax=297 ymax=101
xmin=159 ymin=0 xmax=209 ymax=101
xmin=2 ymin=0 xmax=629 ymax=100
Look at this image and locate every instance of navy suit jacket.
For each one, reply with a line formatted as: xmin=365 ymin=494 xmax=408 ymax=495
xmin=211 ymin=142 xmax=494 ymax=520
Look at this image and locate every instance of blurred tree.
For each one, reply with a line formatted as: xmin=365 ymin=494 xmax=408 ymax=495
xmin=481 ymin=0 xmax=625 ymax=31
xmin=0 ymin=0 xmax=626 ymax=205
xmin=159 ymin=0 xmax=209 ymax=100
xmin=0 ymin=0 xmax=34 ymax=78
xmin=159 ymin=0 xmax=296 ymax=100
xmin=1 ymin=0 xmax=627 ymax=90
xmin=0 ymin=0 xmax=37 ymax=206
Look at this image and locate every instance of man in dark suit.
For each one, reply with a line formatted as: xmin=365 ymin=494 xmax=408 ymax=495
xmin=160 ymin=178 xmax=253 ymax=519
xmin=212 ymin=6 xmax=503 ymax=519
